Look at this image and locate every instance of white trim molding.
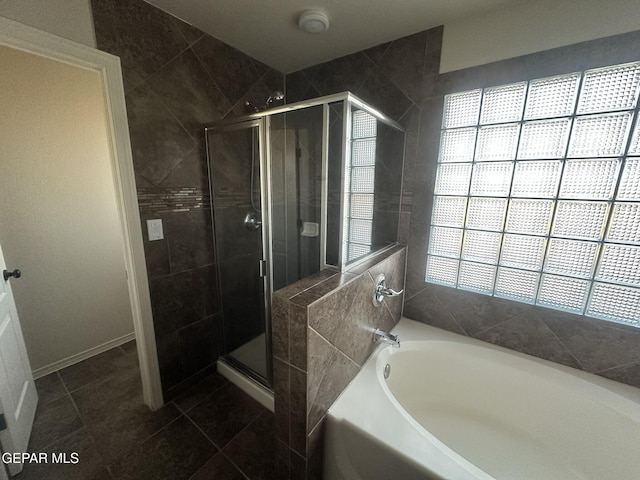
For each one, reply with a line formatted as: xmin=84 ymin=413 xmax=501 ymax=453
xmin=32 ymin=332 xmax=136 ymax=380
xmin=0 ymin=16 xmax=164 ymax=410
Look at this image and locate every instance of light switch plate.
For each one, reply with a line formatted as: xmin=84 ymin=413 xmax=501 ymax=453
xmin=146 ymin=219 xmax=164 ymax=241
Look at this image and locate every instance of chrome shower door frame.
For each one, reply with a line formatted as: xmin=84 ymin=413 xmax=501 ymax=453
xmin=205 ymin=118 xmax=273 ymax=388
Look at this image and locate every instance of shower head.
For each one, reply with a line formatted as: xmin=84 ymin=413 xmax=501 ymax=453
xmin=244 ymin=100 xmax=260 ymax=113
xmin=265 ymin=91 xmax=285 ymax=108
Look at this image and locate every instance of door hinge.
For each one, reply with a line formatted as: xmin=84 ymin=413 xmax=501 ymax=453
xmin=0 ymin=414 xmax=6 ymax=431
xmin=259 ymin=259 xmax=267 ymax=278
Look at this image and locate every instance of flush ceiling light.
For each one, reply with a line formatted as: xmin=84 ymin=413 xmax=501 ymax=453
xmin=298 ymin=9 xmax=330 ymax=34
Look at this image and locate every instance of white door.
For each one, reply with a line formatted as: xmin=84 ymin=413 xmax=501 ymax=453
xmin=0 ymin=242 xmax=37 ymax=476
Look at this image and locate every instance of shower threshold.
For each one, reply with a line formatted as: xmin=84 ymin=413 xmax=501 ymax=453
xmin=217 ymin=349 xmax=274 ymax=411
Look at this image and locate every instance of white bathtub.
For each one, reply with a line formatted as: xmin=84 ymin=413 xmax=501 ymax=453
xmin=324 ymin=317 xmax=640 ymax=480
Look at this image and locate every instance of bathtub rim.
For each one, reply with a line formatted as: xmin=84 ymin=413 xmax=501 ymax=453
xmin=388 ymin=317 xmax=640 ymax=406
xmin=324 ymin=316 xmax=640 ymax=480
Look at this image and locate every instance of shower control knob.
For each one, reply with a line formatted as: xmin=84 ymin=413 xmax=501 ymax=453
xmin=244 ymin=212 xmax=262 ymax=231
xmin=3 ymin=269 xmax=21 ymax=281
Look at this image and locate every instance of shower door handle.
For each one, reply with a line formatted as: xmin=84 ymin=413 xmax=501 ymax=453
xmin=259 ymin=259 xmax=267 ymax=278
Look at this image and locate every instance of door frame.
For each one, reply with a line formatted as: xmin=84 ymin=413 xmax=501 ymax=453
xmin=0 ymin=17 xmax=163 ymax=409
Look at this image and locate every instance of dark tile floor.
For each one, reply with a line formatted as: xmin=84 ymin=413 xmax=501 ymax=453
xmin=16 ymin=342 xmax=276 ymax=479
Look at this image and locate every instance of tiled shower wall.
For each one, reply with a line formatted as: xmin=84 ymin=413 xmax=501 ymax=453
xmin=272 ymin=247 xmax=406 ymax=479
xmin=287 ymin=28 xmax=640 ymax=389
xmin=91 ymin=0 xmax=284 ymax=396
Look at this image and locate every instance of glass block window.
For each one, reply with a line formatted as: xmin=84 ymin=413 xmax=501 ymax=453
xmin=345 ymin=110 xmax=376 ymax=262
xmin=426 ymin=61 xmax=640 ymax=327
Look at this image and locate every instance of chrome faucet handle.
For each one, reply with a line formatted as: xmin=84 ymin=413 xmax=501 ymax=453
xmin=373 ymin=273 xmax=404 ymax=306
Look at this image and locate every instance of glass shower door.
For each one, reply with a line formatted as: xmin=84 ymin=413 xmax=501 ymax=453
xmin=206 ymin=120 xmax=271 ymax=385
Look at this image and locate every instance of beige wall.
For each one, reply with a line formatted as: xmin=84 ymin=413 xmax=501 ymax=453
xmin=0 ymin=0 xmax=95 ymax=47
xmin=441 ymin=0 xmax=640 ymax=73
xmin=0 ymin=45 xmax=134 ymax=371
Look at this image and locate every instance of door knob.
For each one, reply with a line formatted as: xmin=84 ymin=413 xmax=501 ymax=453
xmin=3 ymin=269 xmax=21 ymax=281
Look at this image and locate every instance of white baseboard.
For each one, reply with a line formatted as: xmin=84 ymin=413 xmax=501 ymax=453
xmin=217 ymin=359 xmax=274 ymax=412
xmin=32 ymin=332 xmax=136 ymax=379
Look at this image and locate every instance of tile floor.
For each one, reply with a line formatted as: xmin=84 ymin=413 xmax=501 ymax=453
xmin=16 ymin=342 xmax=277 ymax=479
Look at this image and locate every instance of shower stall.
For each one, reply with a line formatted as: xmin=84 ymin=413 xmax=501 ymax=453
xmin=205 ymin=92 xmax=406 ymax=390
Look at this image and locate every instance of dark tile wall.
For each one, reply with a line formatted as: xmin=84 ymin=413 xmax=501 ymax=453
xmin=287 ymin=28 xmax=640 ymax=390
xmin=91 ymin=0 xmax=284 ymax=396
xmin=286 ymin=26 xmax=444 ymax=248
xmin=272 ymin=246 xmax=406 ymax=479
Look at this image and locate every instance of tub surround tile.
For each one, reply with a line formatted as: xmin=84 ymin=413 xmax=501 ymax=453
xmin=306 ymin=419 xmax=326 ymax=480
xmin=439 ymin=286 xmax=531 ymax=336
xmin=404 ymin=224 xmax=430 ymax=298
xmin=403 ymin=287 xmax=467 ymax=335
xmin=368 ymin=248 xmax=407 ymax=321
xmin=308 ymin=274 xmax=395 ymax=367
xmin=475 ymin=313 xmax=584 ymax=370
xmin=289 ymin=448 xmax=307 ymax=480
xmin=273 ymin=357 xmax=290 ymax=444
xmin=289 ymin=303 xmax=308 ymax=371
xmin=405 ymin=282 xmax=640 ymax=387
xmin=595 ymin=362 xmax=640 ymax=389
xmin=272 ymin=294 xmax=290 ymax=362
xmin=543 ymin=312 xmax=640 ymax=373
xmin=289 ymin=365 xmax=307 ymax=457
xmin=307 ymin=330 xmax=360 ymax=430
xmin=272 ymin=247 xmax=408 ymax=479
xmin=274 ymin=269 xmax=337 ymax=300
xmin=289 ymin=272 xmax=357 ymax=307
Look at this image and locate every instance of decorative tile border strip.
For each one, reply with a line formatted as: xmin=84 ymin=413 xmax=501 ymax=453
xmin=138 ymin=187 xmax=210 ymax=213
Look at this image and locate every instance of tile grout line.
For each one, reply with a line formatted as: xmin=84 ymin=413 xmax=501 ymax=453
xmin=182 ymin=409 xmax=250 ymax=480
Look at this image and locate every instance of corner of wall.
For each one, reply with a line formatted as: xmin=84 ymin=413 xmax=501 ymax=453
xmin=272 ymin=246 xmax=407 ymax=479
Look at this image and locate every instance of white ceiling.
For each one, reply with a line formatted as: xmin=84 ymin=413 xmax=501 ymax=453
xmin=145 ymin=0 xmax=525 ymax=74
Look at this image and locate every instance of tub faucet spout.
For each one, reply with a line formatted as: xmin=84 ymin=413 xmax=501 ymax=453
xmin=374 ymin=328 xmax=400 ymax=348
